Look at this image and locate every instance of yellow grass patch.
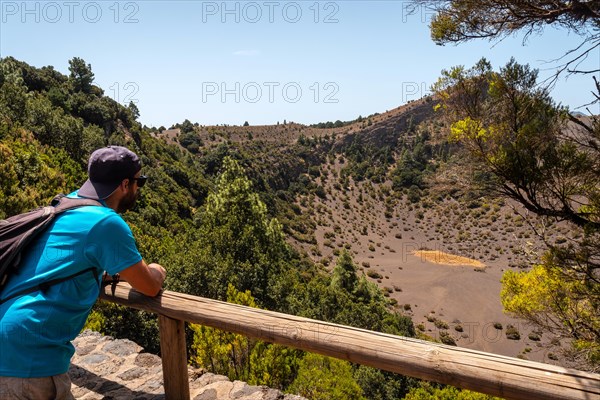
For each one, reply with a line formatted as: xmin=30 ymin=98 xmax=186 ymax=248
xmin=413 ymin=250 xmax=485 ymax=269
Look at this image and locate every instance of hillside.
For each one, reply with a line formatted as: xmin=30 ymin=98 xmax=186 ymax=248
xmin=158 ymin=97 xmax=577 ymax=364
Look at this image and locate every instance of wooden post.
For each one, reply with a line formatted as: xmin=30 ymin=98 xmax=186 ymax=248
xmin=158 ymin=315 xmax=189 ymax=400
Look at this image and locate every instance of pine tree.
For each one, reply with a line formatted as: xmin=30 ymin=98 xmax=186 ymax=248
xmin=194 ymin=156 xmax=289 ymax=307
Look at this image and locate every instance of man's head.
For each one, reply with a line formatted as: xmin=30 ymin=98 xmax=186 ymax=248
xmin=79 ymin=146 xmax=146 ymax=212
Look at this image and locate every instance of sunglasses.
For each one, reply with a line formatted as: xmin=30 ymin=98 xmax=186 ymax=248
xmin=130 ymin=175 xmax=148 ymax=188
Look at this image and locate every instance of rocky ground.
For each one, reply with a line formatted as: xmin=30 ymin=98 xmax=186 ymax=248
xmin=69 ymin=330 xmax=306 ymax=400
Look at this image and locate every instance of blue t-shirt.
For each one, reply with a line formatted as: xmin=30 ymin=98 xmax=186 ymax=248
xmin=0 ymin=193 xmax=142 ymax=378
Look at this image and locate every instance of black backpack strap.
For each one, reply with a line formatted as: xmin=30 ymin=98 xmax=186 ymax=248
xmin=0 ymin=267 xmax=98 ymax=306
xmin=53 ymin=196 xmax=102 ymax=213
xmin=50 ymin=194 xmax=66 ymax=206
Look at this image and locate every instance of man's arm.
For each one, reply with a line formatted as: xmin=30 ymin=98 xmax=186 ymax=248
xmin=118 ymin=260 xmax=166 ymax=296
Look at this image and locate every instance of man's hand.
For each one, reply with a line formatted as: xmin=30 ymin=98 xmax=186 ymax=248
xmin=119 ymin=260 xmax=166 ymax=296
xmin=148 ymin=263 xmax=166 ymax=286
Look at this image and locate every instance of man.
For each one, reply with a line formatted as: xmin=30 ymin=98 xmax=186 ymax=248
xmin=0 ymin=145 xmax=166 ymax=399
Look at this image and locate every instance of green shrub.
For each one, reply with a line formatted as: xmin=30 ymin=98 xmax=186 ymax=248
xmin=434 ymin=319 xmax=449 ymax=330
xmin=506 ymin=325 xmax=520 ymax=340
xmin=366 ymin=270 xmax=383 ymax=279
xmin=439 ymin=331 xmax=456 ymax=346
xmin=314 ymin=185 xmax=327 ymax=199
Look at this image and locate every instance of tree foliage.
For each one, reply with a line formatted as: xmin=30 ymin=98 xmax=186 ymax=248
xmin=434 ymin=57 xmax=600 ymax=369
xmin=175 ymin=156 xmax=290 ymax=307
xmin=288 ymin=353 xmax=365 ymax=400
xmin=424 ymin=1 xmax=599 ymax=43
xmin=420 ymin=0 xmax=600 ymax=374
xmin=190 ymin=284 xmax=304 ymax=388
xmin=421 ymin=0 xmax=599 ymax=82
xmin=68 ymin=57 xmax=95 ymax=93
xmin=434 ymin=58 xmax=599 ymax=228
xmin=331 ymin=249 xmax=359 ymax=292
xmin=427 ymin=0 xmax=600 ymax=367
xmin=353 ymin=365 xmax=417 ymax=400
xmin=502 ymin=253 xmax=600 ymax=366
xmin=405 ymin=381 xmax=501 ymax=400
xmin=191 ymin=284 xmax=257 ymax=380
xmin=0 ymin=56 xmax=144 ymax=160
xmin=0 ymin=134 xmax=85 ymax=218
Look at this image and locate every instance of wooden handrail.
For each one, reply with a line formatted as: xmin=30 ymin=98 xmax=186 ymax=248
xmin=100 ymin=283 xmax=600 ymax=400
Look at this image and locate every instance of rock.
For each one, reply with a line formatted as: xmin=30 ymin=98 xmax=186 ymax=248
xmin=195 ymin=380 xmax=235 ymax=399
xmin=134 ymin=353 xmax=162 ymax=368
xmin=194 ymin=388 xmax=218 ymax=400
xmin=194 ymin=372 xmax=231 ymax=387
xmin=103 ymin=339 xmax=141 ymax=356
xmin=230 ymin=381 xmax=262 ymax=398
xmin=96 ymin=380 xmax=123 ymax=393
xmin=256 ymin=388 xmax=284 ymax=400
xmin=117 ymin=367 xmax=147 ymax=381
xmin=78 ymin=353 xmax=109 ymax=365
xmin=75 ymin=344 xmax=96 ymax=356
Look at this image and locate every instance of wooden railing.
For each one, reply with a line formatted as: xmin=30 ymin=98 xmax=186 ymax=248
xmin=99 ymin=283 xmax=600 ymax=400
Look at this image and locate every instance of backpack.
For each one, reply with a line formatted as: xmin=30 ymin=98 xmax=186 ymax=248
xmin=0 ymin=195 xmax=102 ymax=305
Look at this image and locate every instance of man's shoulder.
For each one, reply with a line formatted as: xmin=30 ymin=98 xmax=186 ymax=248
xmin=64 ymin=192 xmax=113 ymax=215
xmin=60 ymin=192 xmax=134 ymax=237
xmin=59 ymin=193 xmax=122 ymax=227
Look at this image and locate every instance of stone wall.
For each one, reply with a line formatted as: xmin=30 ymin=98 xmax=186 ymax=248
xmin=70 ymin=330 xmax=306 ymax=400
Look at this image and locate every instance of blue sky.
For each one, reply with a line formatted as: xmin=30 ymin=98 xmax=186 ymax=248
xmin=1 ymin=1 xmax=598 ymax=127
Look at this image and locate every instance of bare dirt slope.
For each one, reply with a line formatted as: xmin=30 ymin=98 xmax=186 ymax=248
xmin=293 ymin=155 xmax=571 ymax=365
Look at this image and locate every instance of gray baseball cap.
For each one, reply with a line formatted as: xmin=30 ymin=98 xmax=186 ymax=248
xmin=78 ymin=146 xmax=142 ymax=200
